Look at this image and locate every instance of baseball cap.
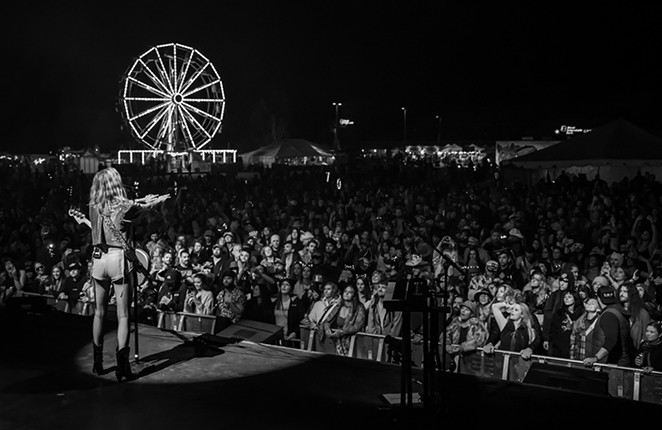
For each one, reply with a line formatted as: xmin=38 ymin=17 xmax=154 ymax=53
xmin=222 ymin=268 xmax=237 ymax=279
xmin=509 ymin=228 xmax=524 ymax=239
xmin=163 ymin=269 xmax=181 ymax=286
xmin=67 ymin=261 xmax=82 ymax=271
xmin=597 ymin=286 xmax=616 ymax=305
xmin=461 ymin=300 xmax=478 ymax=316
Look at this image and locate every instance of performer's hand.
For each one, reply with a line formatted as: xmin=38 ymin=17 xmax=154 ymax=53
xmin=156 ymin=194 xmax=170 ymax=204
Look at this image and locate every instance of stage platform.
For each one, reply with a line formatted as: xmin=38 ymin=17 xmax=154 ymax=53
xmin=0 ymin=308 xmax=659 ymax=430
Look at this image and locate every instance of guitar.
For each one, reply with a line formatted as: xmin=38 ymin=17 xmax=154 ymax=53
xmin=68 ymin=207 xmax=151 ymax=285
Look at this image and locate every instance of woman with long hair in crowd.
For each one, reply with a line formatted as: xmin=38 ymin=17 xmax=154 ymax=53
xmin=183 ymin=273 xmax=215 ymax=316
xmin=484 ymin=300 xmax=540 ymax=359
xmin=547 ymin=290 xmax=584 ymax=358
xmin=543 ymin=270 xmax=574 ymax=352
xmin=321 ymin=283 xmax=367 ymax=356
xmin=522 ymin=269 xmax=550 ymax=326
xmin=355 ymin=275 xmax=371 ymax=309
xmin=0 ymin=257 xmax=27 ymax=303
xmin=273 ymin=278 xmax=305 ymax=344
xmin=287 ymin=227 xmax=304 ymax=252
xmin=88 ymin=166 xmax=169 ymax=382
xmin=258 ymin=244 xmax=280 ymax=276
xmin=243 ymin=283 xmax=276 ymax=324
xmin=634 ymin=320 xmax=662 ymax=373
xmin=292 ymin=263 xmax=313 ymax=299
xmin=619 ymin=282 xmax=652 ymax=350
xmin=569 ymin=296 xmax=602 ymax=360
xmin=44 ymin=264 xmax=67 ymax=311
xmin=608 ymin=265 xmax=628 ymax=290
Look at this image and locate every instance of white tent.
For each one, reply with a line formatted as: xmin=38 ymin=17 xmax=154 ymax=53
xmin=238 ymin=138 xmax=335 ymax=168
xmin=440 ymin=143 xmax=463 ymax=153
xmin=504 ymin=119 xmax=662 ymax=183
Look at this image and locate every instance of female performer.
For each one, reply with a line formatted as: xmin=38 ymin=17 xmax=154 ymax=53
xmin=89 ymin=167 xmax=169 ymax=382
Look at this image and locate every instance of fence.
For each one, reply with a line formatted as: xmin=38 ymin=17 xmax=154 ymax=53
xmin=9 ymin=293 xmax=662 ymax=405
xmin=297 ymin=326 xmax=662 ymax=405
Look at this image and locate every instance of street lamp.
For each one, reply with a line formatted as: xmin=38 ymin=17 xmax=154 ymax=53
xmin=332 ymin=102 xmax=342 ymax=150
xmin=401 ymin=107 xmax=407 ymax=147
xmin=333 ymin=102 xmax=342 ymax=124
xmin=436 ymin=115 xmax=442 ymax=146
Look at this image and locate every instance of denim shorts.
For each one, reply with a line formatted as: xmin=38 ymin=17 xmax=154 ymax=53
xmin=92 ymin=248 xmax=130 ymax=283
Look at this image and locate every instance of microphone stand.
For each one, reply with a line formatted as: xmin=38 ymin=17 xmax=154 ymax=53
xmin=128 ymin=221 xmax=141 ymax=363
xmin=403 ymin=220 xmax=467 ymax=415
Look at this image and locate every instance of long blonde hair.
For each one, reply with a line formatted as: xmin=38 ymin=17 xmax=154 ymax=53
xmin=514 ymin=302 xmax=537 ymax=344
xmin=89 ymin=167 xmax=127 ymax=214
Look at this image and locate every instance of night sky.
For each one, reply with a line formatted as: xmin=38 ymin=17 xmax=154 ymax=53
xmin=4 ymin=2 xmax=662 ymax=154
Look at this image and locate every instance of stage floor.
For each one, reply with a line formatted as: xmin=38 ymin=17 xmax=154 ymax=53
xmin=0 ymin=308 xmax=659 ymax=430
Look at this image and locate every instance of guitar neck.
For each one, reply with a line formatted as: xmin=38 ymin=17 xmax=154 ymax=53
xmin=69 ymin=209 xmax=92 ymax=229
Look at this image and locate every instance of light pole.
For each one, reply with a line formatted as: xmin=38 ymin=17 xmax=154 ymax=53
xmin=332 ymin=102 xmax=342 ymax=150
xmin=436 ymin=115 xmax=441 ymax=146
xmin=401 ymin=107 xmax=407 ymax=149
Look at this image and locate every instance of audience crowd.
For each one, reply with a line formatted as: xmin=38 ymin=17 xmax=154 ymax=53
xmin=1 ymin=155 xmax=661 ymax=374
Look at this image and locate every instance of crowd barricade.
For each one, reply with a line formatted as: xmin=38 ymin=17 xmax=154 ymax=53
xmin=455 ymin=348 xmax=662 ymax=405
xmin=296 ymin=326 xmax=662 ymax=405
xmin=13 ymin=295 xmax=662 ymax=405
xmin=156 ymin=310 xmax=183 ymax=331
xmin=19 ymin=291 xmax=71 ymax=314
xmin=299 ymin=326 xmax=315 ymax=351
xmin=177 ymin=312 xmax=217 ymax=334
xmin=353 ymin=332 xmax=389 ymax=362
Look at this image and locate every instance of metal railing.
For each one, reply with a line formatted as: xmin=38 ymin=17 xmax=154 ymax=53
xmin=9 ymin=292 xmax=661 ymax=405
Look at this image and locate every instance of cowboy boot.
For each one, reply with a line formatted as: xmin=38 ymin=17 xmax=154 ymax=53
xmin=92 ymin=341 xmax=104 ymax=375
xmin=115 ymin=346 xmax=135 ymax=382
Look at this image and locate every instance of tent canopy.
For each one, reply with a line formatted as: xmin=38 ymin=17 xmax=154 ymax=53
xmin=507 ymin=119 xmax=662 ymax=168
xmin=239 ymin=138 xmax=334 ymax=167
xmin=440 ymin=143 xmax=463 ymax=153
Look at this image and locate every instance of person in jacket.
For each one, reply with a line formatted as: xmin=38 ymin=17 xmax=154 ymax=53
xmin=321 ymin=283 xmax=367 ymax=356
xmin=634 ymin=320 xmax=662 ymax=373
xmin=583 ymin=286 xmax=635 ymax=368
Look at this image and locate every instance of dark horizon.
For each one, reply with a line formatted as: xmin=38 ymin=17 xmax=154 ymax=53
xmin=4 ymin=3 xmax=662 ymax=154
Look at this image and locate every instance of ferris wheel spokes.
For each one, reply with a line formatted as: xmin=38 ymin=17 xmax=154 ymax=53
xmin=179 ymin=61 xmax=210 ymax=95
xmin=120 ymin=43 xmax=225 ymax=151
xmin=177 ymin=53 xmax=193 ymax=94
xmin=136 ymin=59 xmax=171 ymax=96
xmin=179 ymin=105 xmax=212 ymax=139
xmin=154 ymin=49 xmax=176 ymax=95
xmin=182 ymin=79 xmax=222 ymax=99
xmin=176 ymin=105 xmax=196 ymax=149
xmin=129 ymin=101 xmax=169 ymax=123
xmin=127 ymin=76 xmax=168 ymax=99
xmin=140 ymin=104 xmax=172 ymax=142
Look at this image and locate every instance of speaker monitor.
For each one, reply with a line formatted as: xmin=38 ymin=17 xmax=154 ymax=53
xmin=6 ymin=296 xmax=51 ymax=316
xmin=523 ymin=362 xmax=609 ymax=396
xmin=215 ymin=319 xmax=284 ymax=344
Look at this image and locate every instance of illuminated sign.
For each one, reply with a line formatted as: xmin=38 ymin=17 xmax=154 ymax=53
xmin=554 ymin=125 xmax=591 ymax=136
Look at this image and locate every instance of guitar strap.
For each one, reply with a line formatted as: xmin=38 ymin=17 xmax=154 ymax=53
xmin=102 ymin=213 xmax=150 ymax=279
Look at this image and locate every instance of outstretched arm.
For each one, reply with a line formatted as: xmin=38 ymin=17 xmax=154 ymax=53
xmin=491 ymin=302 xmax=508 ymax=331
xmin=134 ymin=194 xmax=170 ymax=208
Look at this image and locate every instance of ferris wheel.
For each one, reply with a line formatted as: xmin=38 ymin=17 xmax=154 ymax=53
xmin=119 ymin=43 xmax=226 ymax=151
